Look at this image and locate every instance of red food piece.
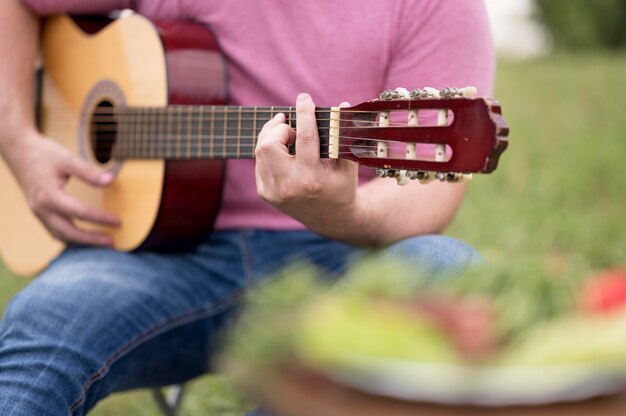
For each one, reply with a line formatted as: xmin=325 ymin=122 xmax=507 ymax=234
xmin=580 ymin=268 xmax=626 ymax=314
xmin=414 ymin=296 xmax=498 ymax=361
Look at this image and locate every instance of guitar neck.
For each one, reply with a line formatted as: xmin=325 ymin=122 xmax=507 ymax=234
xmin=105 ymin=106 xmax=333 ymax=160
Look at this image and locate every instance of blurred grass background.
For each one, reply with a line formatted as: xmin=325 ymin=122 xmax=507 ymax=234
xmin=1 ymin=53 xmax=625 ymax=414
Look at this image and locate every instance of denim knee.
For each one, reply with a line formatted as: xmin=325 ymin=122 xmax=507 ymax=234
xmin=381 ymin=234 xmax=484 ymax=278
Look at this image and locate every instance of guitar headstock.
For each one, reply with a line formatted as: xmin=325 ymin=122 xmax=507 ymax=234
xmin=328 ymin=87 xmax=509 ymax=185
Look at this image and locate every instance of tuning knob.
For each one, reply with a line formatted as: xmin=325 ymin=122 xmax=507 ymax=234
xmin=374 ymin=168 xmax=395 ymax=178
xmin=379 ymin=87 xmax=412 ymax=100
xmin=374 ymin=169 xmax=472 ymax=185
xmin=416 ymin=171 xmax=436 ymax=184
xmin=440 ymin=87 xmax=459 ymax=98
xmin=379 ymin=90 xmax=394 ymax=100
xmin=435 ymin=172 xmax=473 ymax=183
xmin=395 ymin=170 xmax=411 ymax=186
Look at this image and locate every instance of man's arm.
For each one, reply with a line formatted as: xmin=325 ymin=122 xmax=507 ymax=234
xmin=0 ymin=0 xmax=38 ymax=151
xmin=255 ymin=95 xmax=466 ymax=247
xmin=255 ymin=0 xmax=494 ymax=246
xmin=0 ymin=0 xmax=120 ymax=245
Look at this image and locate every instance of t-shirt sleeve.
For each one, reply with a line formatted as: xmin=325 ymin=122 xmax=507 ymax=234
xmin=21 ymin=0 xmax=187 ymax=20
xmin=385 ymin=0 xmax=495 ymax=96
xmin=21 ymin=0 xmax=133 ymax=15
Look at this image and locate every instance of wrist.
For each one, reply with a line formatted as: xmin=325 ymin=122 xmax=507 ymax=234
xmin=0 ymin=127 xmax=40 ymax=163
xmin=308 ymin=189 xmax=385 ymax=247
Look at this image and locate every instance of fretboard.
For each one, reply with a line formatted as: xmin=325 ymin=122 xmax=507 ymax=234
xmin=101 ymin=106 xmax=333 ymax=160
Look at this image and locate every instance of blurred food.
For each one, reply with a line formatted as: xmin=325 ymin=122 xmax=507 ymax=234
xmin=222 ymin=258 xmax=626 ymax=405
xmin=580 ymin=268 xmax=626 ymax=315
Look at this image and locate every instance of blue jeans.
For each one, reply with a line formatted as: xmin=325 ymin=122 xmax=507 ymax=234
xmin=0 ymin=230 xmax=480 ymax=415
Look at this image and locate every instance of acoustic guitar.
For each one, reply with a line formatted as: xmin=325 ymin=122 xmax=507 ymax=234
xmin=0 ymin=14 xmax=509 ymax=277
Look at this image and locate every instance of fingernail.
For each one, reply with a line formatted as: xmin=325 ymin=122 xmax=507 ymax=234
xmin=297 ymin=93 xmax=310 ymax=102
xmin=100 ymin=171 xmax=114 ymax=184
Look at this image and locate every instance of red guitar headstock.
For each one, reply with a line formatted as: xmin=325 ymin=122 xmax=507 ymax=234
xmin=329 ymin=87 xmax=509 ymax=185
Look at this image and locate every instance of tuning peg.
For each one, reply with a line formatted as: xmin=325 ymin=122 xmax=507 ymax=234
xmin=374 ymin=168 xmax=467 ymax=185
xmin=374 ymin=168 xmax=412 ymax=186
xmin=374 ymin=168 xmax=394 ymax=178
xmin=408 ymin=86 xmax=477 ymax=99
xmin=440 ymin=87 xmax=459 ymax=98
xmin=416 ymin=171 xmax=436 ymax=184
xmin=379 ymin=87 xmax=412 ymax=100
xmin=423 ymin=87 xmax=441 ymax=98
xmin=454 ymin=173 xmax=473 ymax=183
xmin=409 ymin=88 xmax=423 ymax=99
xmin=394 ymin=87 xmax=411 ymax=99
xmin=439 ymin=86 xmax=478 ymax=99
xmin=394 ymin=170 xmax=410 ymax=186
xmin=460 ymin=86 xmax=478 ymax=98
xmin=435 ymin=172 xmax=473 ymax=183
xmin=379 ymin=90 xmax=394 ymax=100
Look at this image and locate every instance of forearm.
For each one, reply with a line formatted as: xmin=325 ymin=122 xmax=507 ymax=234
xmin=308 ymin=179 xmax=467 ymax=247
xmin=0 ymin=0 xmax=39 ymax=159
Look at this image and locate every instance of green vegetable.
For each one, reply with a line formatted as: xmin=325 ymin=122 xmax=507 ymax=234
xmin=294 ymin=295 xmax=459 ymax=370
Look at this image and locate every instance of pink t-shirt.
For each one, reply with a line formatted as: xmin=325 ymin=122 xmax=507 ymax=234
xmin=24 ymin=0 xmax=494 ymax=231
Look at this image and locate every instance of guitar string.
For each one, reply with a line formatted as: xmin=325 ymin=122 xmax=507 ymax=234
xmin=46 ymin=120 xmax=451 ymax=133
xmin=82 ymin=112 xmax=452 ymax=121
xmin=87 ymin=119 xmax=447 ymax=129
xmin=89 ymin=110 xmax=452 ymax=118
xmin=88 ymin=108 xmax=450 ymax=115
xmin=92 ymin=134 xmax=449 ymax=146
xmin=98 ymin=149 xmax=446 ymax=161
xmin=96 ymin=140 xmax=448 ymax=159
xmin=92 ymin=130 xmax=450 ymax=151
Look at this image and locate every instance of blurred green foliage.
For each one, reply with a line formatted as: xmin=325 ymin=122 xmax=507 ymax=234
xmin=535 ymin=0 xmax=626 ymax=50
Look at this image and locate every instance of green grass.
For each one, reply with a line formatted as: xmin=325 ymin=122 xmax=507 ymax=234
xmin=2 ymin=54 xmax=626 ymax=414
xmin=449 ymin=54 xmax=626 ymax=271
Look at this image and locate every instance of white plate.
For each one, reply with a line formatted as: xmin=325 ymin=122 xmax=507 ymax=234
xmin=324 ymin=357 xmax=626 ymax=406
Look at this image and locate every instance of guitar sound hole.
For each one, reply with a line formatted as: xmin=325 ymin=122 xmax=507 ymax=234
xmin=90 ymin=100 xmax=117 ymax=164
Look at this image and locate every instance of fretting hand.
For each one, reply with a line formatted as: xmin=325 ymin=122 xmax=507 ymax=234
xmin=255 ymin=93 xmax=359 ymax=238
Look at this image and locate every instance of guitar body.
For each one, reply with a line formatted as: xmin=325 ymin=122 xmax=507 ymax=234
xmin=0 ymin=14 xmax=226 ymax=276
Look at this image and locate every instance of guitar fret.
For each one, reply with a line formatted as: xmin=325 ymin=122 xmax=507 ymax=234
xmin=186 ymin=106 xmax=191 ymax=159
xmin=152 ymin=108 xmax=157 ymax=159
xmin=222 ymin=107 xmax=228 ymax=159
xmin=126 ymin=109 xmax=131 ymax=158
xmin=143 ymin=108 xmax=149 ymax=159
xmin=165 ymin=107 xmax=171 ymax=159
xmin=148 ymin=108 xmax=153 ymax=159
xmin=176 ymin=107 xmax=181 ymax=159
xmin=157 ymin=110 xmax=165 ymax=158
xmin=287 ymin=107 xmax=292 ymax=129
xmin=252 ymin=106 xmax=258 ymax=152
xmin=237 ymin=107 xmax=242 ymax=158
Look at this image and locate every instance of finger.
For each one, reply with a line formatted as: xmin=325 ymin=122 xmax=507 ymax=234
xmin=255 ymin=120 xmax=297 ymax=158
xmin=255 ymin=122 xmax=296 ymax=185
xmin=65 ymin=156 xmax=113 ymax=187
xmin=257 ymin=113 xmax=286 ymax=146
xmin=46 ymin=213 xmax=114 ymax=246
xmin=49 ymin=191 xmax=121 ymax=227
xmin=295 ymin=93 xmax=320 ymax=165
